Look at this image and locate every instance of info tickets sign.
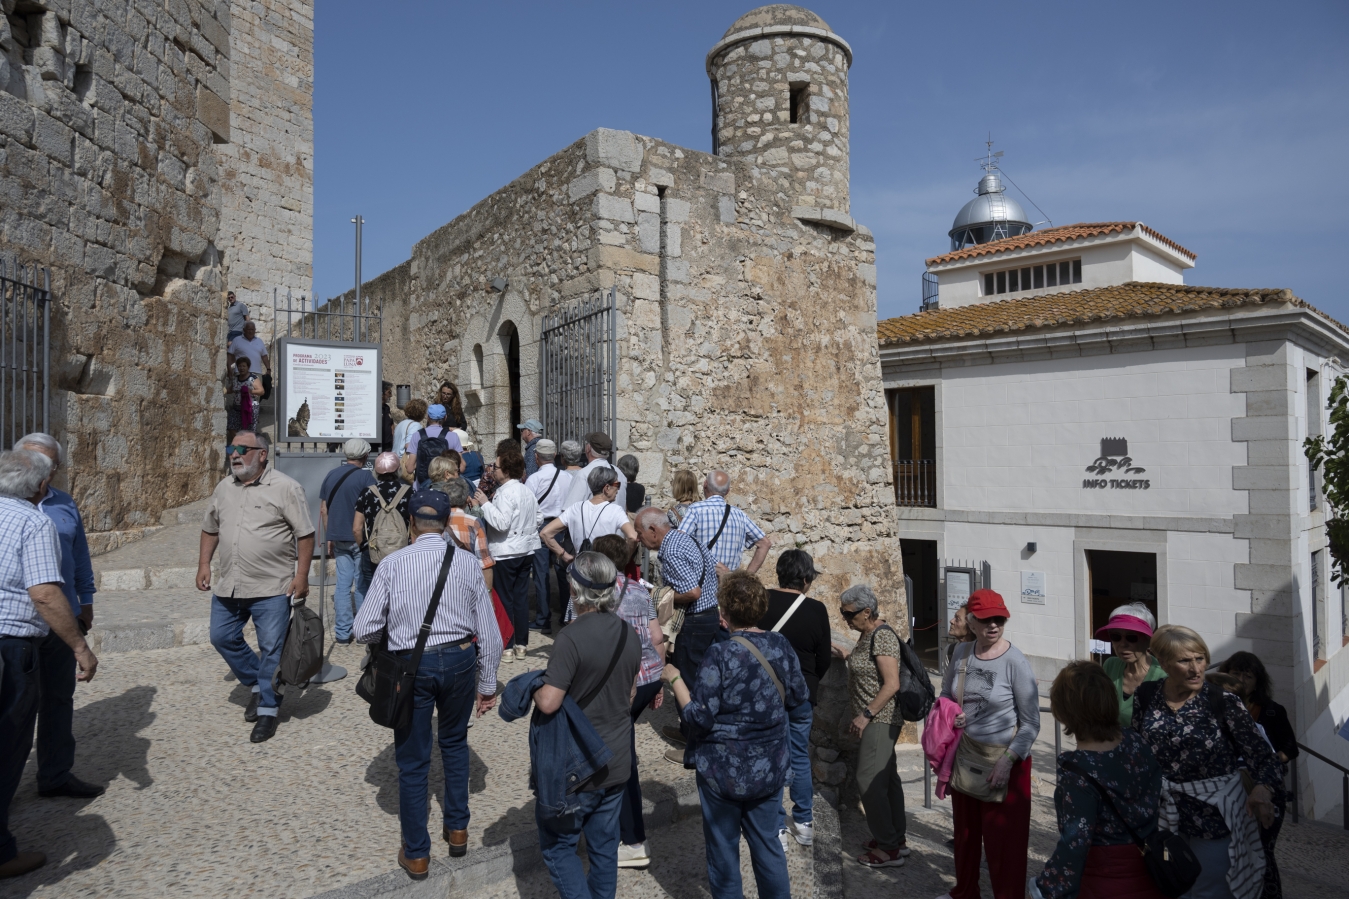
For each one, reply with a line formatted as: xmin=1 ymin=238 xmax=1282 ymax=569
xmin=276 ymin=338 xmax=382 ymax=442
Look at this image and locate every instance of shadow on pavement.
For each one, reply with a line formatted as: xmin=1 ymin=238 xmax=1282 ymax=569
xmin=5 ymin=684 xmax=157 ymax=897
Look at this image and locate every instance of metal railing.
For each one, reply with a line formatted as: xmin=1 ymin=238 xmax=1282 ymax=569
xmin=0 ymin=259 xmax=50 ymax=448
xmin=894 ymin=460 xmax=937 ymax=507
xmin=541 ymin=288 xmax=616 ymax=449
xmin=1289 ymin=742 xmax=1349 ymax=830
xmin=921 ymin=272 xmax=939 ymax=311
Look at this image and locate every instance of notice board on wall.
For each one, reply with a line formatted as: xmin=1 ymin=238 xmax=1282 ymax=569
xmin=275 ymin=337 xmax=382 ymax=442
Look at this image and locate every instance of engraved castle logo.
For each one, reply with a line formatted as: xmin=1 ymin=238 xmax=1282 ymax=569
xmin=1083 ymin=438 xmax=1150 ymax=490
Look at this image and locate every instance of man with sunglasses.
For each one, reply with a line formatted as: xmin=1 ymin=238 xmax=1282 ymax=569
xmin=197 ymin=432 xmax=315 ymax=743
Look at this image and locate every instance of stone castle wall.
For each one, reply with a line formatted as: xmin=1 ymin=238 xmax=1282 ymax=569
xmin=218 ymin=0 xmax=312 ymax=337
xmin=0 ymin=0 xmax=313 ymax=537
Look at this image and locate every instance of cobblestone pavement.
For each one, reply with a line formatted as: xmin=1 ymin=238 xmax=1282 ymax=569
xmin=2 ymin=636 xmax=693 ymax=899
xmin=478 ymin=812 xmax=813 ymax=899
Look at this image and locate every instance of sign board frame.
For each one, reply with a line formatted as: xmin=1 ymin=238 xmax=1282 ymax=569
xmin=274 ymin=336 xmax=383 ymax=444
xmin=1020 ymin=570 xmax=1047 ymax=605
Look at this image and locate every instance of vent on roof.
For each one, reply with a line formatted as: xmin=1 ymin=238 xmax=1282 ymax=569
xmin=983 ymin=259 xmax=1081 ymax=296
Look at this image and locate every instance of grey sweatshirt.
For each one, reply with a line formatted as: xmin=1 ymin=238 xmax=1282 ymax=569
xmin=940 ymin=641 xmax=1041 ymax=760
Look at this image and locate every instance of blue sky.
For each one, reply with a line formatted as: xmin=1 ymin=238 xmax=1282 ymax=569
xmin=313 ymin=1 xmax=1349 ymax=324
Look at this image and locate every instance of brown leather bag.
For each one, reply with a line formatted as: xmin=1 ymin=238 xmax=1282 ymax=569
xmin=949 ymin=644 xmax=1011 ymax=803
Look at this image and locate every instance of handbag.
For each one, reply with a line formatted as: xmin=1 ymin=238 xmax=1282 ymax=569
xmin=949 ymin=643 xmax=1010 ymax=803
xmin=277 ymin=598 xmax=324 ymax=686
xmin=355 ymin=543 xmax=456 ymax=730
xmin=1060 ymin=758 xmax=1202 ymax=898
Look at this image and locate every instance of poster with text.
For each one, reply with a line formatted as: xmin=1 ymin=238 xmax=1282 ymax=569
xmin=946 ymin=569 xmax=972 ymax=611
xmin=1020 ymin=570 xmax=1046 ymax=605
xmin=279 ymin=340 xmax=381 ymax=441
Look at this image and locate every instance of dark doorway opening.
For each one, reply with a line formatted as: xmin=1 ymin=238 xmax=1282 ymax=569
xmin=1085 ymin=550 xmax=1157 ymax=658
xmin=901 ymin=539 xmax=939 ymax=668
xmin=887 ymin=386 xmax=936 ymax=506
xmin=502 ymin=323 xmax=521 ymax=438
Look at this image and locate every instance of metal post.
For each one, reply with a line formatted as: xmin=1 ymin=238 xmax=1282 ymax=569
xmin=1054 ymin=718 xmax=1062 ymax=758
xmin=1343 ymin=771 xmax=1348 ymax=830
xmin=924 ymin=758 xmax=933 ymax=809
xmin=41 ymin=267 xmax=49 ymax=435
xmin=1289 ymin=757 xmax=1299 ymax=824
xmin=351 ymin=215 xmax=364 ymax=342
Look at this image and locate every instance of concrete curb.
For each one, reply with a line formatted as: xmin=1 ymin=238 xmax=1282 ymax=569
xmin=87 ymin=617 xmax=228 ymax=653
xmin=308 ymin=773 xmax=702 ymax=899
xmin=811 ymin=791 xmax=843 ymax=899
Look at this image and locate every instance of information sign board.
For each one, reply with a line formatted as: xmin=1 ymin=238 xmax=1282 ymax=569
xmin=1020 ymin=570 xmax=1046 ymax=605
xmin=275 ymin=337 xmax=382 ymax=442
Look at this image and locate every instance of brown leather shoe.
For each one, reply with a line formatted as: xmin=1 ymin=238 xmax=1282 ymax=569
xmin=398 ymin=848 xmax=429 ymax=881
xmin=0 ymin=851 xmax=47 ymax=879
xmin=443 ymin=826 xmax=468 ymax=857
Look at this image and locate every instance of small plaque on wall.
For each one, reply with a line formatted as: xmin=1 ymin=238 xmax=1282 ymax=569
xmin=1020 ymin=570 xmax=1046 ymax=605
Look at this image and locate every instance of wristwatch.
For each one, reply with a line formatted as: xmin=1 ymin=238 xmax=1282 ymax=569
xmin=862 ymin=708 xmax=875 ymax=720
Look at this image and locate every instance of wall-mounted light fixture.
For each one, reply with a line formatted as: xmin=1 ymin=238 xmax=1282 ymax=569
xmin=1025 ymin=542 xmax=1037 ymax=554
xmin=489 ymin=277 xmax=508 ymax=293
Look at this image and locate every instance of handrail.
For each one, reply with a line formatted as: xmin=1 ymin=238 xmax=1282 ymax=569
xmin=1288 ymin=742 xmax=1349 ymax=830
xmin=1296 ymin=741 xmax=1349 ymax=775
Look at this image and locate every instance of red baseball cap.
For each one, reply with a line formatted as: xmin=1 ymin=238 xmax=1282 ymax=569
xmin=967 ymin=589 xmax=1010 ymax=620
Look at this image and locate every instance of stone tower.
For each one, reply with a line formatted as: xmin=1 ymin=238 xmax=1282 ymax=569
xmin=707 ymin=5 xmax=852 ymax=212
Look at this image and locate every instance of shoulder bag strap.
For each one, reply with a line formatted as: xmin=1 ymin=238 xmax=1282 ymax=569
xmin=957 ymin=641 xmax=972 ymax=709
xmin=376 ymin=484 xmax=408 ymax=514
xmin=772 ymin=594 xmax=808 ymax=632
xmin=583 ymin=501 xmax=612 ymax=543
xmin=577 ymin=617 xmax=629 ymax=710
xmin=1059 ymin=757 xmax=1147 ymax=848
xmin=732 ymin=635 xmax=785 ymax=703
xmin=325 ymin=465 xmax=360 ymax=504
xmin=406 ymin=544 xmax=457 ymax=675
xmin=538 ymin=466 xmax=562 ymax=504
xmin=706 ymin=503 xmax=732 ymax=549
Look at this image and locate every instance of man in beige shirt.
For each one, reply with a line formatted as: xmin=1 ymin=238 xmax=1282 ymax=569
xmin=197 ymin=432 xmax=314 ymax=743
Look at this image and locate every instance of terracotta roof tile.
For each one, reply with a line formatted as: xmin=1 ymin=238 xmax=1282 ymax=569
xmin=925 ymin=222 xmax=1196 ymax=267
xmin=875 ymin=282 xmax=1340 ymax=346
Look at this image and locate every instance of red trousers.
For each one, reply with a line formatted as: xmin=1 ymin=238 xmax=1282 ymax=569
xmin=1079 ymin=844 xmax=1166 ymax=899
xmin=950 ymin=754 xmax=1032 ymax=899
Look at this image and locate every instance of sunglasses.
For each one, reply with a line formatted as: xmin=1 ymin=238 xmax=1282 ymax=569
xmin=973 ymin=616 xmax=1007 ymax=627
xmin=1108 ymin=631 xmax=1145 ymax=645
xmin=841 ymin=608 xmax=867 ymax=620
xmin=226 ymin=444 xmax=262 ymax=456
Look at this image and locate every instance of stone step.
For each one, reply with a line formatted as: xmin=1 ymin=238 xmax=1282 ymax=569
xmin=94 ymin=560 xmax=336 ymax=592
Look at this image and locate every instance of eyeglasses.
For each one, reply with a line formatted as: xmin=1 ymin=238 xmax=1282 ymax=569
xmin=841 ymin=608 xmax=866 ymax=620
xmin=1108 ymin=631 xmax=1145 ymax=645
xmin=226 ymin=444 xmax=261 ymax=456
xmin=973 ymin=616 xmax=1006 ymax=628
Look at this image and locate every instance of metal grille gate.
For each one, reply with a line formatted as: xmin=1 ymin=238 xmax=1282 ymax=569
xmin=541 ymin=288 xmax=616 ymax=448
xmin=0 ymin=259 xmax=51 ymax=448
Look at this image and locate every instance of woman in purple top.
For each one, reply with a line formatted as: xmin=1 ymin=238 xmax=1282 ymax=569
xmin=662 ymin=570 xmax=808 ymax=899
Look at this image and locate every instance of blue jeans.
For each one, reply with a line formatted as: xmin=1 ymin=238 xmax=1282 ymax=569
xmin=672 ymin=609 xmax=728 ymax=742
xmin=1182 ymin=836 xmax=1234 ymax=899
xmin=621 ymin=680 xmax=663 ymax=845
xmin=532 ymin=542 xmax=553 ymax=627
xmin=0 ymin=635 xmax=41 ymax=864
xmin=36 ymin=629 xmax=77 ymax=791
xmin=697 ymin=772 xmax=791 ymax=899
xmin=496 ymin=555 xmax=532 ymax=649
xmin=537 ymin=784 xmax=624 ymax=899
xmin=393 ymin=641 xmax=478 ymax=858
xmin=332 ymin=540 xmax=367 ymax=641
xmin=777 ymin=701 xmax=814 ymax=829
xmin=210 ymin=593 xmax=291 ymax=716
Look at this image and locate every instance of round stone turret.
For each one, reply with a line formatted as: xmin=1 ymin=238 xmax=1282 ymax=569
xmin=707 ymin=5 xmax=853 ymax=212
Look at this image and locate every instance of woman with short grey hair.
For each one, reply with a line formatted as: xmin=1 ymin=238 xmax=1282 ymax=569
xmin=835 ymin=583 xmax=908 ymax=867
xmin=567 ymin=551 xmax=620 ymax=613
xmin=560 ymin=440 xmax=585 ymax=470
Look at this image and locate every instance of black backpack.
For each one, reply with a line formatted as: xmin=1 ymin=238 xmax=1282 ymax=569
xmin=278 ymin=599 xmax=324 ymax=687
xmin=414 ymin=429 xmax=450 ymax=484
xmin=872 ymin=624 xmax=936 ymax=722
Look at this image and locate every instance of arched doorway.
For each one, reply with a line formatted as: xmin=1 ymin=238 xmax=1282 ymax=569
xmin=501 ymin=322 xmax=521 ymax=438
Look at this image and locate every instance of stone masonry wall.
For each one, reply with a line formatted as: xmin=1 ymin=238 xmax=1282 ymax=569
xmin=218 ymin=0 xmax=312 ymax=338
xmin=0 ymin=0 xmax=314 ymax=540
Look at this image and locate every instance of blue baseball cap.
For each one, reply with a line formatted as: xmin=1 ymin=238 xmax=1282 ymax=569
xmin=409 ymin=489 xmax=451 ymax=520
xmin=427 ymin=403 xmax=447 ymax=421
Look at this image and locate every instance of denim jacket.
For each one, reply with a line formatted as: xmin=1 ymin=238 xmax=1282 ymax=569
xmin=498 ymin=669 xmax=614 ymax=820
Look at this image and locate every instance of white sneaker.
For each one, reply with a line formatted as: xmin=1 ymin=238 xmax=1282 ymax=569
xmin=514 ymin=645 xmax=527 ymax=661
xmin=778 ymin=827 xmax=792 ymax=853
xmin=617 ymin=841 xmax=650 ymax=868
xmin=787 ymin=817 xmax=814 ymax=846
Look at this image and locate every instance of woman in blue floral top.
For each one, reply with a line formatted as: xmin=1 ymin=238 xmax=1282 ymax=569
xmin=1133 ymin=626 xmax=1279 ymax=899
xmin=662 ymin=570 xmax=809 ymax=899
xmin=1031 ymin=661 xmax=1166 ymax=899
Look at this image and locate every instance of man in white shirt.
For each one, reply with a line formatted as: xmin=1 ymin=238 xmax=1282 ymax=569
xmin=227 ymin=321 xmax=270 ymax=376
xmin=525 ymin=440 xmax=572 ymax=634
xmin=558 ymin=431 xmax=627 ymax=512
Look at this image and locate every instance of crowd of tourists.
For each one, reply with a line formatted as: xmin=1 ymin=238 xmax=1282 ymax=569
xmin=0 ymin=379 xmax=1304 ymax=899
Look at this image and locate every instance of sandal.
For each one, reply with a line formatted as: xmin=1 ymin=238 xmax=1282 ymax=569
xmin=856 ymin=847 xmax=906 ymax=868
xmin=864 ymin=839 xmax=912 ymax=856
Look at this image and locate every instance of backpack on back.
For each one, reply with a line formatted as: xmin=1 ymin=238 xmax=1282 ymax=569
xmin=366 ymin=484 xmax=410 ymax=564
xmin=872 ymin=624 xmax=937 ymax=722
xmin=414 ymin=429 xmax=450 ymax=484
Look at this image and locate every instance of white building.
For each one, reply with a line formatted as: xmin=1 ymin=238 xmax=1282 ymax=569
xmin=878 ymin=167 xmax=1349 ymax=822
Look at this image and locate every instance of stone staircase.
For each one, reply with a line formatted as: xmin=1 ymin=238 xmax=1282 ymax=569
xmin=89 ymin=498 xmax=334 ymax=653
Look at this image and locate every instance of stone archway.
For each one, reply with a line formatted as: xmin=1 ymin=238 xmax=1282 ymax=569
xmin=455 ymin=288 xmax=539 ymax=452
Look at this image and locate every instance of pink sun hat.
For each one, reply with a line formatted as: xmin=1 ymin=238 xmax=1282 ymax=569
xmin=1093 ymin=613 xmax=1154 ymax=641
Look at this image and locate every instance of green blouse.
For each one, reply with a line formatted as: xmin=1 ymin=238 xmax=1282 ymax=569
xmin=1102 ymin=654 xmax=1166 ymax=729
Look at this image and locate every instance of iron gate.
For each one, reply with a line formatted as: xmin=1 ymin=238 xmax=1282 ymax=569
xmin=541 ymin=288 xmax=616 ymax=448
xmin=0 ymin=259 xmax=50 ymax=448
